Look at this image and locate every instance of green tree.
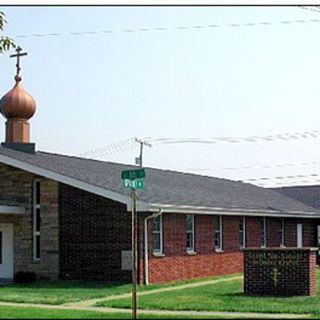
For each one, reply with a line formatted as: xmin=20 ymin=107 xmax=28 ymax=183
xmin=0 ymin=11 xmax=16 ymax=53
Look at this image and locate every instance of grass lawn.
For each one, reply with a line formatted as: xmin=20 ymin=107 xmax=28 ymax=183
xmin=0 ymin=274 xmax=238 ymax=305
xmin=0 ymin=306 xmax=229 ymax=319
xmin=96 ymin=270 xmax=320 ymax=318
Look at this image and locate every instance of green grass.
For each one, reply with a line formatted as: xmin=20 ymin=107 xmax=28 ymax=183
xmin=0 ymin=274 xmax=238 ymax=305
xmin=0 ymin=306 xmax=229 ymax=319
xmin=96 ymin=271 xmax=320 ymax=317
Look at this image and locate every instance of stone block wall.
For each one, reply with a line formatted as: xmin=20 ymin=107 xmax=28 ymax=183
xmin=0 ymin=163 xmax=59 ymax=279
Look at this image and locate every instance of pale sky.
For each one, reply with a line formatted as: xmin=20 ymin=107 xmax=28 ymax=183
xmin=0 ymin=5 xmax=320 ymax=187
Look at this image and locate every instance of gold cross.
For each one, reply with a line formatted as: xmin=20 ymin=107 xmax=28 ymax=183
xmin=9 ymin=47 xmax=28 ymax=76
xmin=270 ymin=267 xmax=281 ymax=287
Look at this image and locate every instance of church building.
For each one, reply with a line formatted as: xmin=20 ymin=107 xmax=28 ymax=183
xmin=0 ymin=48 xmax=320 ymax=284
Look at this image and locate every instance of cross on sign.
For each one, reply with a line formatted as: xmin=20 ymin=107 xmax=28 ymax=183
xmin=9 ymin=47 xmax=27 ymax=76
xmin=270 ymin=267 xmax=281 ymax=287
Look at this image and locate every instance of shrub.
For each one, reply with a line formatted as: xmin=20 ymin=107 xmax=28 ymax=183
xmin=14 ymin=271 xmax=37 ymax=284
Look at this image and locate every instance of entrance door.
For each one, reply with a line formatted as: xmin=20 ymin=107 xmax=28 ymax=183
xmin=297 ymin=223 xmax=303 ymax=248
xmin=0 ymin=224 xmax=14 ymax=280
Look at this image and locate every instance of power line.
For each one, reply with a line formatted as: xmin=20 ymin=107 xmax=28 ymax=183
xmin=77 ymin=138 xmax=137 ymax=158
xmin=187 ymin=159 xmax=320 ymax=172
xmin=146 ymin=130 xmax=320 ymax=145
xmin=299 ymin=6 xmax=320 ymax=14
xmin=10 ymin=18 xmax=320 ymax=40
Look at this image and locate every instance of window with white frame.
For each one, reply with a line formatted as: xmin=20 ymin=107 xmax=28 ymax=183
xmin=214 ymin=215 xmax=223 ymax=250
xmin=279 ymin=219 xmax=285 ymax=247
xmin=33 ymin=180 xmax=41 ymax=260
xmin=260 ymin=217 xmax=267 ymax=248
xmin=152 ymin=215 xmax=163 ymax=254
xmin=186 ymin=214 xmax=195 ymax=252
xmin=239 ymin=217 xmax=246 ymax=249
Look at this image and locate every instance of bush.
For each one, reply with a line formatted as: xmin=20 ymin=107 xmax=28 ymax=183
xmin=14 ymin=271 xmax=37 ymax=284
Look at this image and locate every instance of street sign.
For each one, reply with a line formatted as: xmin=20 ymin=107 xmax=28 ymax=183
xmin=121 ymin=168 xmax=145 ymax=180
xmin=123 ymin=178 xmax=144 ymax=189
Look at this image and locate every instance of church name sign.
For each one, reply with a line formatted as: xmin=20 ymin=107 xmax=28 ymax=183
xmin=243 ymin=248 xmax=317 ymax=296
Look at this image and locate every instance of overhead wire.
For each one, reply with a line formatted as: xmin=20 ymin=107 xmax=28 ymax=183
xmin=10 ymin=17 xmax=320 ymax=40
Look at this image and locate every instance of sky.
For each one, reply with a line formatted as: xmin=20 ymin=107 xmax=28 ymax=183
xmin=0 ymin=5 xmax=320 ymax=187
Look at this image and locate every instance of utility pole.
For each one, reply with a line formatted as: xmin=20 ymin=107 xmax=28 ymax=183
xmin=135 ymin=138 xmax=151 ymax=167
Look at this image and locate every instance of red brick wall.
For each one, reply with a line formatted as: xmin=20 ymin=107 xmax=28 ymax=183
xmin=149 ymin=252 xmax=243 ymax=283
xmin=141 ymin=213 xmax=244 ymax=284
xmin=246 ymin=217 xmax=261 ymax=247
xmin=223 ymin=216 xmax=241 ymax=252
xmin=267 ymin=218 xmax=281 ymax=247
xmin=139 ymin=214 xmax=319 ymax=284
xmin=58 ymin=183 xmax=132 ymax=282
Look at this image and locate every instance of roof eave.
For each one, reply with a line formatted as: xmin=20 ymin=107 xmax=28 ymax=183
xmin=146 ymin=203 xmax=320 ymax=219
xmin=0 ymin=153 xmax=149 ymax=211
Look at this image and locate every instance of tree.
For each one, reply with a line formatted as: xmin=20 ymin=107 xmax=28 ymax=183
xmin=0 ymin=11 xmax=16 ymax=54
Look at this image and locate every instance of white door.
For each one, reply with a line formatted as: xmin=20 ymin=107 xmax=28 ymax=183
xmin=297 ymin=223 xmax=303 ymax=248
xmin=0 ymin=224 xmax=14 ymax=279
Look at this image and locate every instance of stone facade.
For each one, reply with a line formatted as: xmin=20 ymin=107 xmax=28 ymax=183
xmin=0 ymin=163 xmax=59 ymax=279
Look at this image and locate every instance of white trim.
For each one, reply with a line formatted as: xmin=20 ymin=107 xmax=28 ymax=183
xmin=0 ymin=206 xmax=26 ymax=214
xmin=144 ymin=210 xmax=162 ymax=285
xmin=0 ymin=154 xmax=150 ymax=211
xmin=186 ymin=214 xmax=195 ymax=252
xmin=297 ymin=223 xmax=303 ymax=248
xmin=147 ymin=203 xmax=320 ymax=219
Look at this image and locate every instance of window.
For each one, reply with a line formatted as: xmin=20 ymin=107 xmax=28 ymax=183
xmin=297 ymin=223 xmax=303 ymax=248
xmin=33 ymin=180 xmax=41 ymax=260
xmin=239 ymin=217 xmax=246 ymax=249
xmin=279 ymin=219 xmax=285 ymax=247
xmin=214 ymin=215 xmax=223 ymax=250
xmin=152 ymin=215 xmax=163 ymax=254
xmin=186 ymin=214 xmax=195 ymax=252
xmin=260 ymin=217 xmax=267 ymax=248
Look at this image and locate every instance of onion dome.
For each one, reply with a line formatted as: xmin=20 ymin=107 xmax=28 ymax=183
xmin=0 ymin=75 xmax=36 ymax=120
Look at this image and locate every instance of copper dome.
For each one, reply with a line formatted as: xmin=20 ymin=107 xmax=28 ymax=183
xmin=0 ymin=77 xmax=36 ymax=120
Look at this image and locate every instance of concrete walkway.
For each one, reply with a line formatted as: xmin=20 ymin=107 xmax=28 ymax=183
xmin=0 ymin=301 xmax=311 ymax=319
xmin=0 ymin=276 xmax=313 ymax=318
xmin=64 ymin=275 xmax=243 ymax=308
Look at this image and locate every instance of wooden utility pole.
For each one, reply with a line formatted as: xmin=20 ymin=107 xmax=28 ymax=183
xmin=135 ymin=138 xmax=151 ymax=167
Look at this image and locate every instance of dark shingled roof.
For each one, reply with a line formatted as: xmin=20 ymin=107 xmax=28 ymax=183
xmin=273 ymin=186 xmax=320 ymax=210
xmin=0 ymin=146 xmax=319 ymax=215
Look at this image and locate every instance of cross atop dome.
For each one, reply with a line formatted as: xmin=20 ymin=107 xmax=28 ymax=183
xmin=9 ymin=46 xmax=28 ymax=82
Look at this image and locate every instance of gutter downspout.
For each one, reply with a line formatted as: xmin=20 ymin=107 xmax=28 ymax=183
xmin=144 ymin=209 xmax=163 ymax=285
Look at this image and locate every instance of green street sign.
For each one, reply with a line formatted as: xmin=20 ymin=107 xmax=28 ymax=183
xmin=123 ymin=178 xmax=144 ymax=189
xmin=121 ymin=168 xmax=145 ymax=180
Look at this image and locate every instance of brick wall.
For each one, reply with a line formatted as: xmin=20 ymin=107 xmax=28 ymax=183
xmin=139 ymin=213 xmax=244 ymax=284
xmin=58 ymin=183 xmax=132 ymax=282
xmin=139 ymin=213 xmax=320 ymax=284
xmin=244 ymin=248 xmax=317 ymax=296
xmin=0 ymin=163 xmax=59 ymax=279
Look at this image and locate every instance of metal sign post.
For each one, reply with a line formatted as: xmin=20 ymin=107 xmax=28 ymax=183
xmin=131 ymin=187 xmax=137 ymax=319
xmin=122 ymin=168 xmax=145 ymax=320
